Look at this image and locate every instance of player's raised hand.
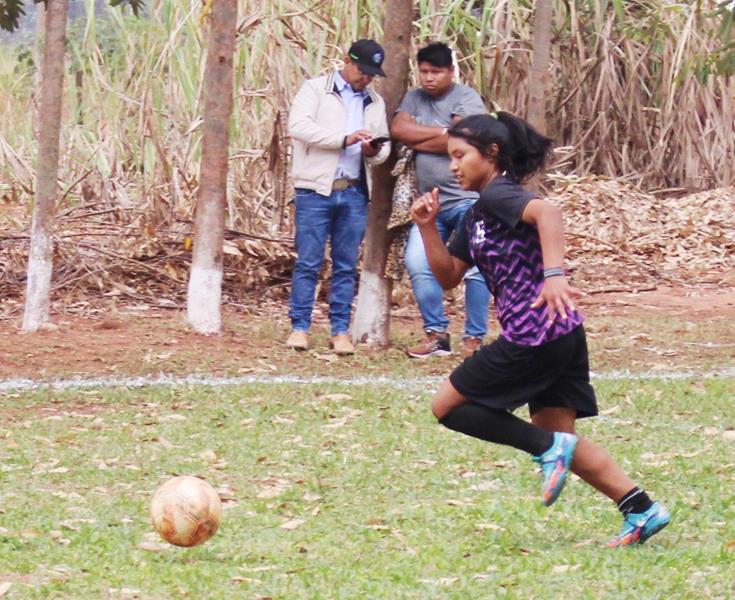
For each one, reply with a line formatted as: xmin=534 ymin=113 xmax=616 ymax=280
xmin=410 ymin=188 xmax=440 ymax=226
xmin=530 ymin=276 xmax=584 ymax=324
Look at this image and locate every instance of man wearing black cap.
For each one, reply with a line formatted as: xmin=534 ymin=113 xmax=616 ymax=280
xmin=286 ymin=39 xmax=390 ymax=355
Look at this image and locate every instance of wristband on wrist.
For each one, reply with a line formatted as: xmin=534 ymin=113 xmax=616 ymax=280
xmin=543 ymin=267 xmax=565 ymax=279
xmin=440 ymin=127 xmax=448 ymax=136
xmin=342 ymin=136 xmax=348 ymax=149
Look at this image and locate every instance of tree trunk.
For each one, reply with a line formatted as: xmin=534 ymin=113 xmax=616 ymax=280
xmin=352 ymin=0 xmax=413 ymax=346
xmin=527 ymin=0 xmax=553 ymax=133
xmin=22 ymin=0 xmax=69 ymax=332
xmin=186 ymin=0 xmax=238 ymax=334
xmin=33 ymin=2 xmax=46 ymax=86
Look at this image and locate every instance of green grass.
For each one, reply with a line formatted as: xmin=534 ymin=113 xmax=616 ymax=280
xmin=1 ymin=378 xmax=735 ymax=598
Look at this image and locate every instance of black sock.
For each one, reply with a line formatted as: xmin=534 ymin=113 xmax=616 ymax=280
xmin=617 ymin=487 xmax=653 ymax=516
xmin=439 ymin=402 xmax=554 ymax=456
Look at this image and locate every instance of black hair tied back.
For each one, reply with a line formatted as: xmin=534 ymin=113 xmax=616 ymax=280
xmin=448 ymin=112 xmax=553 ymax=182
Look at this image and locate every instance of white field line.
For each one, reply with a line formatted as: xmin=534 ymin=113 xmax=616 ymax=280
xmin=1 ymin=368 xmax=735 ymax=394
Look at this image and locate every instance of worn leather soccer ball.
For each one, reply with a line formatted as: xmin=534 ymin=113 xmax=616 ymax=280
xmin=150 ymin=476 xmax=223 ymax=547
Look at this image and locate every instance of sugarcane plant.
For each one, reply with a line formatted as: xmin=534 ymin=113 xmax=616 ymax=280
xmin=0 ymin=0 xmax=144 ymax=332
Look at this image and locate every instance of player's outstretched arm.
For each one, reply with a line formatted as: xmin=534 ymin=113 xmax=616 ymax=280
xmin=522 ymin=198 xmax=584 ymax=323
xmin=411 ymin=188 xmax=469 ymax=290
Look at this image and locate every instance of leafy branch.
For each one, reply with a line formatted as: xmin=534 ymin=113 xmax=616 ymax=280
xmin=0 ymin=0 xmax=144 ymax=32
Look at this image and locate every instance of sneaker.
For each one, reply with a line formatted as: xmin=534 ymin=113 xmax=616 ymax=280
xmin=406 ymin=332 xmax=451 ymax=359
xmin=608 ymin=502 xmax=670 ymax=548
xmin=286 ymin=330 xmax=309 ymax=351
xmin=330 ymin=334 xmax=355 ymax=356
xmin=532 ymin=432 xmax=579 ymax=506
xmin=460 ymin=337 xmax=482 ymax=359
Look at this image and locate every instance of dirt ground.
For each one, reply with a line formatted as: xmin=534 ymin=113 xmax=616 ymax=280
xmin=1 ymin=283 xmax=734 ymax=382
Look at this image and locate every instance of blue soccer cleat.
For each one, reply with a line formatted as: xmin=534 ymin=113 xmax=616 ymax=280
xmin=532 ymin=432 xmax=579 ymax=506
xmin=608 ymin=502 xmax=671 ymax=548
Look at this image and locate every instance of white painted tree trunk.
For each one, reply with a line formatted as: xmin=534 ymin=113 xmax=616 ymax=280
xmin=186 ymin=0 xmax=237 ymax=334
xmin=22 ymin=0 xmax=70 ymax=332
xmin=352 ymin=0 xmax=413 ymax=346
xmin=187 ymin=263 xmax=223 ymax=333
xmin=353 ymin=270 xmax=391 ymax=344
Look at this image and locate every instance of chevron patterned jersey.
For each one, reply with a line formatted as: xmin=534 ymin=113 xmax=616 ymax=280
xmin=449 ymin=176 xmax=584 ymax=347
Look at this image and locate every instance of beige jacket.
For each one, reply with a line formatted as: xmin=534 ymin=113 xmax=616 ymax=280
xmin=288 ymin=71 xmax=390 ymax=197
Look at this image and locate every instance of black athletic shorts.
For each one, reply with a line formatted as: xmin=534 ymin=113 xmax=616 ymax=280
xmin=449 ymin=325 xmax=598 ymax=418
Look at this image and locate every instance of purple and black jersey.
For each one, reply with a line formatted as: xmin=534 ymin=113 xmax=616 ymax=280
xmin=448 ymin=175 xmax=583 ymax=346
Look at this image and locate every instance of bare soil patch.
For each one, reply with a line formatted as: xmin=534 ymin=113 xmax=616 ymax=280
xmin=1 ymin=284 xmax=734 ymax=382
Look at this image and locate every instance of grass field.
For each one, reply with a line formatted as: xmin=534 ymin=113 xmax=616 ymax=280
xmin=1 ymin=377 xmax=734 ymax=598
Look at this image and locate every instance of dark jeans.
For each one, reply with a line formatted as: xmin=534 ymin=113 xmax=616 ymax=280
xmin=405 ymin=201 xmax=489 ymax=338
xmin=288 ymin=186 xmax=368 ymax=336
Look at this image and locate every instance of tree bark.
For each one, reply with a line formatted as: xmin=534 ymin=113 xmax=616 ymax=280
xmin=352 ymin=0 xmax=413 ymax=346
xmin=186 ymin=0 xmax=238 ymax=334
xmin=22 ymin=0 xmax=69 ymax=332
xmin=527 ymin=0 xmax=553 ymax=133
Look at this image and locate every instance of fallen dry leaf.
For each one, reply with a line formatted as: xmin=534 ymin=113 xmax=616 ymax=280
xmin=257 ymin=478 xmax=290 ymax=499
xmin=470 ymin=480 xmax=500 ymax=492
xmin=138 ymin=541 xmax=170 ymax=553
xmin=157 ymin=437 xmax=176 ymax=449
xmin=446 ymin=499 xmax=475 ymax=507
xmin=159 ymin=414 xmax=186 ymax=422
xmin=199 ymin=449 xmax=217 ymax=462
xmin=280 ymin=518 xmax=306 ymax=530
xmin=391 ymin=529 xmax=416 ymax=555
xmin=322 ymin=393 xmax=353 ymax=402
xmin=231 ymin=576 xmax=261 ymax=584
xmin=419 ymin=577 xmax=459 ymax=586
xmin=239 ymin=566 xmax=276 ymax=573
xmin=475 ymin=522 xmax=504 ymax=531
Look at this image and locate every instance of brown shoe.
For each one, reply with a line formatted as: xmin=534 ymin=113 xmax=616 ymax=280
xmin=286 ymin=330 xmax=309 ymax=351
xmin=330 ymin=334 xmax=355 ymax=355
xmin=405 ymin=332 xmax=451 ymax=358
xmin=460 ymin=336 xmax=482 ymax=359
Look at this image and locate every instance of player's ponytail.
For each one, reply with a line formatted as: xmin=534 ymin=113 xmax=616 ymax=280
xmin=448 ymin=112 xmax=553 ymax=182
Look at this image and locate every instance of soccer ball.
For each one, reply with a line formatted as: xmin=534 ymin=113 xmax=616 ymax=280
xmin=150 ymin=476 xmax=223 ymax=547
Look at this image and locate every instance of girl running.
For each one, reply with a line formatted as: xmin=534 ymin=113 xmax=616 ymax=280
xmin=410 ymin=112 xmax=669 ymax=547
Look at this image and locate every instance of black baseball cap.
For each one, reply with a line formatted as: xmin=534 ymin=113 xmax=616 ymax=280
xmin=348 ymin=39 xmax=387 ymax=77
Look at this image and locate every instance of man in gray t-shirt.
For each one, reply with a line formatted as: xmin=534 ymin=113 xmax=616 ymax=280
xmin=396 ymin=80 xmax=484 ymax=209
xmin=391 ymin=42 xmax=490 ymax=359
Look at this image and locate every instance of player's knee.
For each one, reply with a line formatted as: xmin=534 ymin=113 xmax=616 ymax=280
xmin=431 ymin=398 xmax=444 ymax=421
xmin=431 ymin=397 xmax=445 ymax=421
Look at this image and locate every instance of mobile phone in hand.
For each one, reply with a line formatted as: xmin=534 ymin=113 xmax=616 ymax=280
xmin=369 ymin=136 xmax=392 ymax=149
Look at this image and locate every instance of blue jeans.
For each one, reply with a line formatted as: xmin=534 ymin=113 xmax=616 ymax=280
xmin=405 ymin=201 xmax=489 ymax=338
xmin=289 ymin=186 xmax=368 ymax=336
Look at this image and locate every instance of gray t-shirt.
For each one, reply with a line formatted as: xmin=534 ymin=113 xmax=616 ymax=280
xmin=396 ymin=83 xmax=486 ymax=210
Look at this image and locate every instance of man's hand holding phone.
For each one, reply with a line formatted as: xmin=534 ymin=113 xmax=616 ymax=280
xmin=369 ymin=136 xmax=392 ymax=149
xmin=360 ymin=135 xmax=391 ymax=157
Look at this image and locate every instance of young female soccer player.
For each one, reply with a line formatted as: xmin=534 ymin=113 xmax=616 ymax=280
xmin=410 ymin=112 xmax=669 ymax=547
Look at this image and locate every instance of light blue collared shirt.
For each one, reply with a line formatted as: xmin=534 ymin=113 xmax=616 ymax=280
xmin=333 ymin=70 xmax=367 ymax=180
